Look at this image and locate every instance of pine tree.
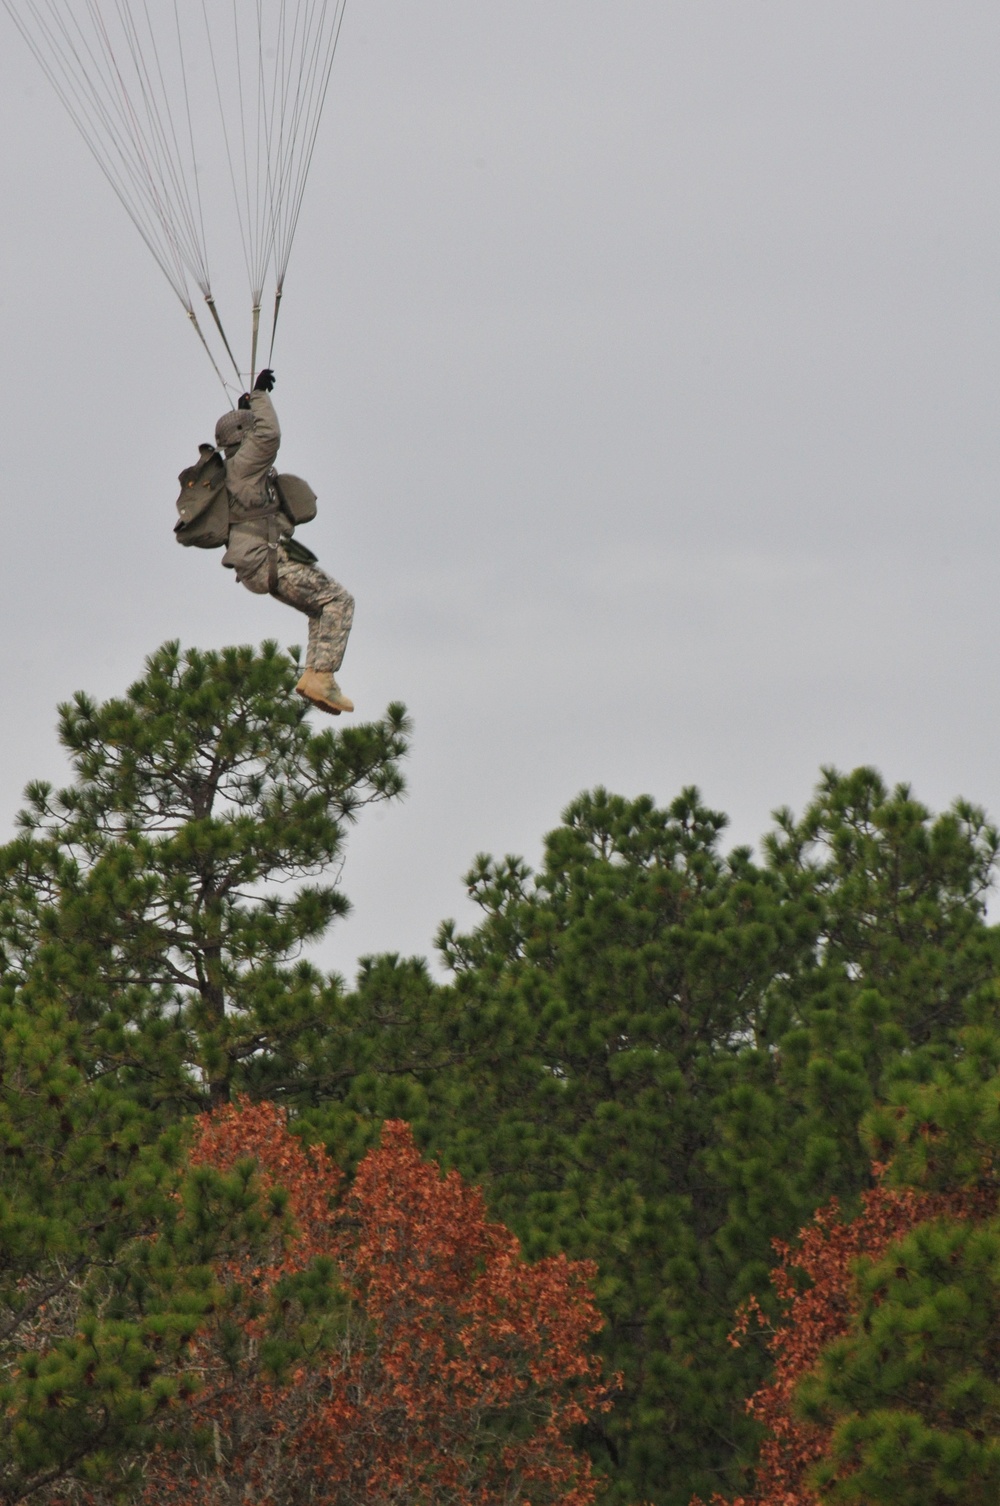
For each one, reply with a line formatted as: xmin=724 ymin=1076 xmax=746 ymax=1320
xmin=805 ymin=1211 xmax=1000 ymax=1505
xmin=5 ymin=642 xmax=999 ymax=1506
xmin=420 ymin=787 xmax=810 ymax=1501
xmin=0 ymin=639 xmax=410 ymax=1110
xmin=695 ymin=1032 xmax=1000 ymax=1506
xmin=799 ymin=1027 xmax=1000 ymax=1505
xmin=0 ymin=639 xmax=410 ymax=1502
xmin=0 ymin=1007 xmax=277 ymax=1505
xmin=416 ymin=774 xmax=1000 ymax=1505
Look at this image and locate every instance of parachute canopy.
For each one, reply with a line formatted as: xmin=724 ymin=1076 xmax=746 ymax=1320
xmin=2 ymin=0 xmax=349 ymax=389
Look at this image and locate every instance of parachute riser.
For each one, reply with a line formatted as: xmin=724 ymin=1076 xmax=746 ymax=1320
xmin=250 ymin=304 xmax=262 ymax=389
xmin=268 ymin=287 xmax=284 ymax=367
xmin=186 ymin=309 xmax=231 ymax=397
xmin=205 ymin=296 xmax=242 ymax=382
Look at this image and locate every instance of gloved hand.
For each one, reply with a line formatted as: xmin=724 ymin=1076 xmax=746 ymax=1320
xmin=253 ymin=368 xmax=276 ymax=392
xmin=237 ymin=392 xmax=252 ymax=410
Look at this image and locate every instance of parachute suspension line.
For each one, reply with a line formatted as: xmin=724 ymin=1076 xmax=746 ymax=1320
xmin=94 ymin=0 xmax=233 ymax=393
xmin=114 ymin=0 xmax=209 ymax=289
xmin=3 ymin=0 xmax=351 ymax=376
xmin=254 ymin=0 xmax=349 ymax=363
xmin=279 ymin=0 xmax=314 ymax=272
xmin=265 ymin=0 xmax=290 ymax=252
xmin=232 ymin=0 xmax=261 ymax=304
xmin=2 ymin=0 xmax=192 ymax=307
xmin=257 ymin=0 xmax=294 ymax=324
xmin=89 ymin=0 xmax=207 ymax=290
xmin=199 ymin=0 xmax=252 ymax=302
xmin=272 ymin=0 xmax=348 ymax=290
xmin=172 ymin=0 xmax=209 ymax=284
xmin=242 ymin=0 xmax=263 ymax=298
xmin=263 ymin=0 xmax=295 ymax=288
xmin=252 ymin=0 xmax=271 ymax=306
xmin=261 ymin=0 xmax=293 ymax=366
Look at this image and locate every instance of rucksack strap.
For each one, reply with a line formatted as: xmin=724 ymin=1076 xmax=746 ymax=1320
xmin=267 ymin=515 xmax=280 ymax=595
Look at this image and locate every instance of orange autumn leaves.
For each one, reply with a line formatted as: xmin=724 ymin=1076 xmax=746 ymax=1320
xmin=694 ymin=1183 xmax=983 ymax=1506
xmin=145 ymin=1101 xmax=612 ymax=1506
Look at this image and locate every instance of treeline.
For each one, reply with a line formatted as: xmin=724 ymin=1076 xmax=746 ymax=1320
xmin=2 ymin=641 xmax=1000 ymax=1506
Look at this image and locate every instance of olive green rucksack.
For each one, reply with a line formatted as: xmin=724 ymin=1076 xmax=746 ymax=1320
xmin=175 ymin=449 xmax=318 ymax=550
xmin=272 ymin=473 xmax=317 ymax=525
xmin=175 ymin=444 xmax=229 ymax=548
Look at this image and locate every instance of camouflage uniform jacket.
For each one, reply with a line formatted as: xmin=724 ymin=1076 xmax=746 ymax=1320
xmin=221 ymin=390 xmax=292 ymax=581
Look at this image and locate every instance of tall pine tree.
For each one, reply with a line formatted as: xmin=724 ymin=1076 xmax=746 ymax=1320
xmin=0 ymin=640 xmax=410 ymax=1502
xmin=409 ymin=774 xmax=1000 ymax=1505
xmin=0 ymin=639 xmax=409 ymax=1110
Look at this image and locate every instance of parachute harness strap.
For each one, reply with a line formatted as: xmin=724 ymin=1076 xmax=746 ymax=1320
xmin=267 ymin=515 xmax=281 ymax=596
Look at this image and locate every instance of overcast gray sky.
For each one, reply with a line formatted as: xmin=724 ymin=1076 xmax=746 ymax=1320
xmin=1 ymin=2 xmax=999 ymax=977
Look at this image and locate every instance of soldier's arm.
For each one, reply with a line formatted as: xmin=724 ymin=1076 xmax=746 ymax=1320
xmin=227 ymin=390 xmax=281 ymax=491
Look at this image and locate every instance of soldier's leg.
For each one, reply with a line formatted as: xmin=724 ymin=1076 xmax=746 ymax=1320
xmin=305 ymin=582 xmax=354 ymax=673
xmin=267 ymin=553 xmax=356 ymax=714
xmin=272 ymin=556 xmax=355 ymax=672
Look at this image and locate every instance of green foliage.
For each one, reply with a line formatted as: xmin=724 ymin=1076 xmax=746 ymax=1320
xmin=291 ymin=953 xmax=466 ymax=1170
xmin=866 ymin=1026 xmax=1000 ymax=1196
xmin=0 ymin=640 xmax=410 ymax=1502
xmin=772 ymin=1025 xmax=1000 ymax=1505
xmin=754 ymin=769 xmax=1000 ymax=1210
xmin=429 ymin=788 xmax=800 ymax=1499
xmin=799 ymin=1215 xmax=1000 ymax=1504
xmin=0 ymin=639 xmax=410 ymax=1110
xmin=3 ymin=640 xmax=1000 ymax=1506
xmin=419 ymin=771 xmax=1000 ymax=1505
xmin=0 ymin=1049 xmax=297 ymax=1505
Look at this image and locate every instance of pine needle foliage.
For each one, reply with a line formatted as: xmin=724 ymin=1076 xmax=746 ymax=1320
xmin=698 ymin=1032 xmax=1000 ymax=1506
xmin=0 ymin=640 xmax=410 ymax=1503
xmin=3 ymin=642 xmax=1000 ymax=1506
xmin=418 ymin=772 xmax=1000 ymax=1505
xmin=0 ymin=639 xmax=410 ymax=1110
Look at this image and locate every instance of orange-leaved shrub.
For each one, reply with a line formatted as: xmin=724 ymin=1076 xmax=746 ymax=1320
xmin=143 ymin=1100 xmax=612 ymax=1506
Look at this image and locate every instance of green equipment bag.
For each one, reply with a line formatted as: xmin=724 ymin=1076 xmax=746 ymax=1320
xmin=175 ymin=445 xmax=229 ymax=549
xmin=274 ymin=473 xmax=317 ymax=525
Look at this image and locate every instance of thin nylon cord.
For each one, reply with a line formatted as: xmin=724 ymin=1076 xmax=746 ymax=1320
xmin=4 ymin=0 xmax=193 ymax=304
xmin=267 ymin=286 xmax=282 ymax=366
xmin=16 ymin=1 xmax=175 ymax=269
xmin=279 ymin=0 xmax=347 ymax=281
xmin=2 ymin=0 xmax=350 ymax=377
xmin=94 ymin=0 xmax=204 ymax=281
xmin=271 ymin=0 xmax=348 ymax=285
xmin=130 ymin=0 xmax=208 ymax=283
xmin=173 ymin=0 xmax=209 ymax=285
xmin=199 ymin=0 xmax=252 ymax=297
xmin=70 ymin=0 xmax=204 ymax=291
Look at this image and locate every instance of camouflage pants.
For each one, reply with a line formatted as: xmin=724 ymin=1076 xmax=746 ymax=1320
xmin=241 ymin=550 xmax=354 ymax=674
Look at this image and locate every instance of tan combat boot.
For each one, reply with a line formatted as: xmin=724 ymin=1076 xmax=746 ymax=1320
xmin=295 ymin=669 xmax=354 ymax=716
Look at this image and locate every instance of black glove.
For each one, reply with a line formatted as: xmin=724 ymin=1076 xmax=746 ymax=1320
xmin=237 ymin=392 xmax=252 ymax=410
xmin=253 ymin=368 xmax=276 ymax=392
